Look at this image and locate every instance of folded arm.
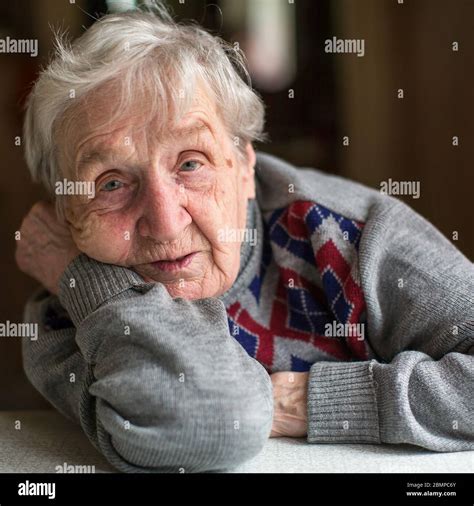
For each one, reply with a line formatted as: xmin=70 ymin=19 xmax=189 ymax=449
xmin=23 ymin=255 xmax=273 ymax=472
xmin=307 ymin=197 xmax=474 ymax=452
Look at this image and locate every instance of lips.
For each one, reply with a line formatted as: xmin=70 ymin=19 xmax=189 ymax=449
xmin=151 ymin=252 xmax=197 ymax=272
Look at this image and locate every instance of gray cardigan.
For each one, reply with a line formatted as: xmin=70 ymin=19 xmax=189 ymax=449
xmin=22 ymin=152 xmax=474 ymax=472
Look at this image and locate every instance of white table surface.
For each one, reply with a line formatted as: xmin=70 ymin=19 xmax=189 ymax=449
xmin=0 ymin=410 xmax=472 ymax=473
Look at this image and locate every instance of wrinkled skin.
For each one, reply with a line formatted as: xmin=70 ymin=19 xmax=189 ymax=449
xmin=56 ymin=85 xmax=256 ymax=300
xmin=270 ymin=371 xmax=309 ymax=438
xmin=15 ymin=201 xmax=79 ymax=295
xmin=15 ymin=83 xmax=308 ymax=438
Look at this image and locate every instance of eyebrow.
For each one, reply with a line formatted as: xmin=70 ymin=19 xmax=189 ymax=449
xmin=77 ymin=151 xmax=112 ymax=172
xmin=76 ymin=122 xmax=214 ymax=175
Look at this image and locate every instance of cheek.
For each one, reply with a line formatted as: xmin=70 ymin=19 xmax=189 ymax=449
xmin=186 ymin=170 xmax=245 ymax=270
xmin=70 ymin=214 xmax=133 ymax=264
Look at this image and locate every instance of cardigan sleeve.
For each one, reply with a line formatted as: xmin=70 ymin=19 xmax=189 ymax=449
xmin=22 ymin=254 xmax=273 ymax=472
xmin=307 ymin=197 xmax=474 ymax=452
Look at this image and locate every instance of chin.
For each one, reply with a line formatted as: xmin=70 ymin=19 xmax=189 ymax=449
xmin=133 ymin=253 xmax=240 ymax=300
xmin=162 ymin=281 xmax=214 ymax=301
xmin=160 ymin=271 xmax=237 ymax=301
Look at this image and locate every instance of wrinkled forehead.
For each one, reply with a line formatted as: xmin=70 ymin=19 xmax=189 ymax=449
xmin=56 ymin=78 xmax=222 ymax=170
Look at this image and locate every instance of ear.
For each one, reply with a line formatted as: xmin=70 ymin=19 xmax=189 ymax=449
xmin=242 ymin=143 xmax=256 ymax=199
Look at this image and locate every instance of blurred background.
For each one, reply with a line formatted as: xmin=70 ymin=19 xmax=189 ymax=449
xmin=0 ymin=0 xmax=472 ymax=409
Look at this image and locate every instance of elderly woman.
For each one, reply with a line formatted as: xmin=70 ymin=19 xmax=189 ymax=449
xmin=16 ymin=7 xmax=473 ymax=472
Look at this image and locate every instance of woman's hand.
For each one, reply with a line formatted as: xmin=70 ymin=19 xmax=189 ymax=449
xmin=15 ymin=201 xmax=80 ymax=295
xmin=270 ymin=371 xmax=309 ymax=438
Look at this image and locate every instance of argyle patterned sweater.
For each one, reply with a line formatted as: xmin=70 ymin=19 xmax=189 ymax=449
xmin=224 ymin=200 xmax=370 ymax=372
xmin=22 ymin=152 xmax=474 ymax=473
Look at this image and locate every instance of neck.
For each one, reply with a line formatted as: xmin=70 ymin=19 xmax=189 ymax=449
xmin=219 ymin=198 xmax=264 ymax=306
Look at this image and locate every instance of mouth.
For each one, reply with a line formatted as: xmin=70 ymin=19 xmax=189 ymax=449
xmin=149 ymin=252 xmax=198 ymax=272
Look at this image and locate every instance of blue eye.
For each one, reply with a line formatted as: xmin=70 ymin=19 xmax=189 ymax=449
xmin=180 ymin=160 xmax=202 ymax=172
xmin=102 ymin=180 xmax=123 ymax=191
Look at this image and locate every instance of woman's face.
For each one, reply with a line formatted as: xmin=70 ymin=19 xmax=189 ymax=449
xmin=58 ymin=85 xmax=256 ymax=300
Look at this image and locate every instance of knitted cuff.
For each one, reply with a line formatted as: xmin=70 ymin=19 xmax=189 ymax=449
xmin=58 ymin=254 xmax=146 ymax=327
xmin=307 ymin=360 xmax=381 ymax=444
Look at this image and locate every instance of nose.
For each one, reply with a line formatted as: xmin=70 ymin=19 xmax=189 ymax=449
xmin=137 ymin=174 xmax=192 ymax=243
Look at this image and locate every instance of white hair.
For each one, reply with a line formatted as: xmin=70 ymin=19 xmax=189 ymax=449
xmin=23 ymin=3 xmax=266 ymax=196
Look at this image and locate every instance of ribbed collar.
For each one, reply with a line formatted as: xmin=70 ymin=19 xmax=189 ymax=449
xmin=218 ymin=198 xmax=264 ymax=307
